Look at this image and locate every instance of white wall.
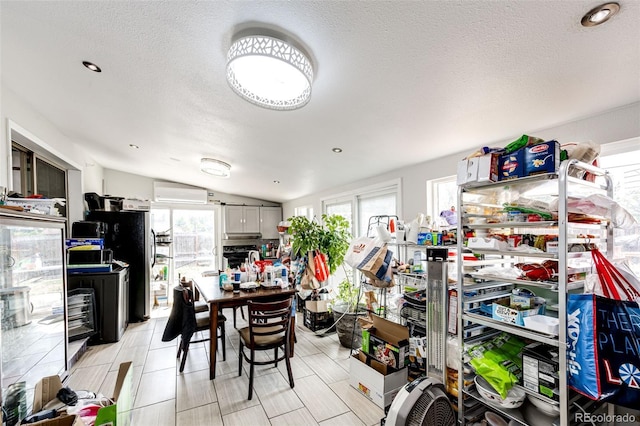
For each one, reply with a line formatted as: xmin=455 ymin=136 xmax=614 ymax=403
xmin=104 ymin=169 xmax=280 ymax=207
xmin=283 ymin=102 xmax=640 ymax=223
xmin=1 ymin=84 xmax=104 ymax=220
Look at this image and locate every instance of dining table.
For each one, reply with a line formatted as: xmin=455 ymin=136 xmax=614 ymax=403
xmin=192 ymin=276 xmax=297 ymax=379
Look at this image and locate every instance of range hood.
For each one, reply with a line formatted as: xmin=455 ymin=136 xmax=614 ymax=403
xmin=224 ymin=232 xmax=262 ymax=240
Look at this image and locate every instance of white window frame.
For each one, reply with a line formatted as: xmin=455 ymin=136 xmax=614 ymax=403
xmin=427 ymin=174 xmax=457 ymax=227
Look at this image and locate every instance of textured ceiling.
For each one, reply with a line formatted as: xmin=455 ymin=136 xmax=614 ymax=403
xmin=2 ymin=1 xmax=639 ymax=202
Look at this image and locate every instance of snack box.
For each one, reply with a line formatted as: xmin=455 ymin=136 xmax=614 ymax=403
xmin=521 ymin=342 xmax=560 ymax=401
xmin=498 ymin=148 xmax=525 ymax=181
xmin=491 ymin=296 xmax=545 ymax=326
xmin=361 ymin=315 xmax=410 ymax=369
xmin=524 ymin=141 xmax=560 ymax=176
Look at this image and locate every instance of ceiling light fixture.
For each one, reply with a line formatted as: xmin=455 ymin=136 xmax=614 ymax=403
xmin=226 ymin=35 xmax=313 ymax=110
xmin=201 ymin=158 xmax=231 ymax=178
xmin=332 ymin=147 xmax=343 ymax=153
xmin=581 ymin=2 xmax=620 ymax=27
xmin=129 ymin=144 xmax=139 ymax=149
xmin=82 ymin=61 xmax=102 ymax=72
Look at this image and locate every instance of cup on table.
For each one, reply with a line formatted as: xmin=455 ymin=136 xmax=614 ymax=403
xmin=233 ymin=272 xmax=241 ymax=282
xmin=233 ymin=282 xmax=240 ymax=293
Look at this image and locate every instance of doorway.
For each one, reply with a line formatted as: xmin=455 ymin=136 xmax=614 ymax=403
xmin=150 ymin=207 xmax=217 ymax=316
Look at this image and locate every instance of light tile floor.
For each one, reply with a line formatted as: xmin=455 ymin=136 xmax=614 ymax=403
xmin=69 ymin=309 xmax=385 ymax=425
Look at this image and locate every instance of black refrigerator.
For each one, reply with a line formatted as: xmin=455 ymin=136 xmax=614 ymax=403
xmin=86 ymin=210 xmax=151 ymax=321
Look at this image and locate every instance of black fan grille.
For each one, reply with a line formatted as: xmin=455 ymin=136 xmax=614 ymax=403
xmin=406 ymin=386 xmax=456 ymax=426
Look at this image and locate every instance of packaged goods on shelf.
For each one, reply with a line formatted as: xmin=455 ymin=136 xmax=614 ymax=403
xmin=498 ymin=149 xmax=525 ymax=181
xmin=491 ymin=296 xmax=546 ymax=326
xmin=524 ymin=140 xmax=560 ymax=176
xmin=5 ymin=197 xmax=65 ymax=215
xmin=521 ymin=342 xmax=560 ymax=401
xmin=456 ymin=153 xmax=500 ymax=186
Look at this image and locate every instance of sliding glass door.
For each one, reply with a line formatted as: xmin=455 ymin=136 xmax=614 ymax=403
xmin=150 ymin=206 xmax=217 ymax=312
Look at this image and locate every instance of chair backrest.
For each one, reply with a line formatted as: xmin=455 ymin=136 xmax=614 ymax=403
xmin=162 ymin=286 xmax=192 ymax=341
xmin=246 ymin=298 xmax=293 ymax=346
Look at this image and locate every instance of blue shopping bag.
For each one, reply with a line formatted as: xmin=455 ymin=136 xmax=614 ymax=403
xmin=567 ymin=293 xmax=640 ymax=408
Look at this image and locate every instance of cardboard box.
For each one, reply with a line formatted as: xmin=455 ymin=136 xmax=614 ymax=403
xmin=122 ymin=198 xmax=150 ymax=211
xmin=498 ymin=149 xmax=525 ymax=181
xmin=349 ymin=351 xmax=408 ymax=409
xmin=521 ymin=342 xmax=560 ymax=401
xmin=361 ymin=315 xmax=409 ymax=369
xmin=456 ymin=154 xmax=499 ymax=186
xmin=524 ymin=141 xmax=559 ymax=176
xmin=33 ymin=362 xmax=133 ymax=426
xmin=30 ymin=415 xmax=83 ymax=426
xmin=491 ymin=297 xmax=545 ymax=326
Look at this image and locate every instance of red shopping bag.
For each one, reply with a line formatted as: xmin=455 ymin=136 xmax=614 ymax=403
xmin=314 ymin=250 xmax=330 ymax=282
xmin=592 ymin=248 xmax=640 ymax=301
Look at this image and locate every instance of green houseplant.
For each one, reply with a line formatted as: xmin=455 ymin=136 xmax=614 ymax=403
xmin=288 ymin=214 xmax=351 ymax=275
xmin=330 ymin=275 xmax=367 ymax=348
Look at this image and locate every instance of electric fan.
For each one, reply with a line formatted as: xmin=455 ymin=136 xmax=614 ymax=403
xmin=385 ymin=377 xmax=456 ymax=426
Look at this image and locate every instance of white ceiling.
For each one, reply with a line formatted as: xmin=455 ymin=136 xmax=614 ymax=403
xmin=2 ymin=1 xmax=639 ymax=203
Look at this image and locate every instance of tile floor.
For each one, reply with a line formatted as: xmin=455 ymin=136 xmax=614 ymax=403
xmin=68 ymin=308 xmax=385 ymax=426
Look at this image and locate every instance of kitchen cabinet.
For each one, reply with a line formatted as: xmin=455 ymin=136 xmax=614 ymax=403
xmin=0 ymin=210 xmax=68 ymax=423
xmin=224 ymin=205 xmax=260 ymax=234
xmin=260 ymin=206 xmax=282 ymax=239
xmin=455 ymin=159 xmax=613 ymax=425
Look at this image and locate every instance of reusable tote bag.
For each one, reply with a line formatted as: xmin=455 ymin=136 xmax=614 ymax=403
xmin=567 ymin=249 xmax=640 ymax=408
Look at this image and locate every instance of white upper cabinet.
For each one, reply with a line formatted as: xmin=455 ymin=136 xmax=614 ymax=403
xmin=224 ymin=205 xmax=260 ymax=234
xmin=260 ymin=206 xmax=282 ymax=239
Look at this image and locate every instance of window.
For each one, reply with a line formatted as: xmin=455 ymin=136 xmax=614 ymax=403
xmin=294 ymin=205 xmax=314 ymax=220
xmin=427 ymin=175 xmax=457 ymax=228
xmin=357 ymin=191 xmax=397 ymax=237
xmin=599 ymin=140 xmax=640 ymax=275
xmin=11 ymin=142 xmax=67 ymax=216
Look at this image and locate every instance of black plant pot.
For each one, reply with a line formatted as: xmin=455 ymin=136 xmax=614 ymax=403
xmin=332 ymin=304 xmax=367 ymax=348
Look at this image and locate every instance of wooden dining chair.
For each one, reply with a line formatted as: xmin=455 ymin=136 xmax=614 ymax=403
xmin=162 ymin=286 xmax=227 ymax=372
xmin=237 ymin=297 xmax=294 ymax=400
xmin=201 ymin=270 xmax=245 ymax=327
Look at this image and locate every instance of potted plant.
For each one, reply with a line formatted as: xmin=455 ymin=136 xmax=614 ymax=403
xmin=288 ymin=214 xmax=351 ymax=275
xmin=330 ymin=275 xmax=367 ymax=348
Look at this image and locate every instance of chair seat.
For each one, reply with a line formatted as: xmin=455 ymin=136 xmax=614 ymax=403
xmin=194 ymin=301 xmax=208 ymax=313
xmin=238 ymin=325 xmax=285 ymax=347
xmin=196 ymin=312 xmax=226 ymax=329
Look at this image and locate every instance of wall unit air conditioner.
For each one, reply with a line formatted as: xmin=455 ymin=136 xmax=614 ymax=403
xmin=153 ymin=181 xmax=208 ymax=204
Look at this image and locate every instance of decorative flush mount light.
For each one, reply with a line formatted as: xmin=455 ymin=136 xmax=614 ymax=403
xmin=581 ymin=2 xmax=620 ymax=27
xmin=201 ymin=158 xmax=231 ymax=178
xmin=332 ymin=147 xmax=343 ymax=153
xmin=82 ymin=61 xmax=102 ymax=72
xmin=226 ymin=35 xmax=313 ymax=110
xmin=129 ymin=144 xmax=139 ymax=149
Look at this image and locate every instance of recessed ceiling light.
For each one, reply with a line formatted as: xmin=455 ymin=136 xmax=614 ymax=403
xmin=581 ymin=2 xmax=620 ymax=27
xmin=82 ymin=61 xmax=102 ymax=72
xmin=129 ymin=144 xmax=139 ymax=149
xmin=332 ymin=147 xmax=343 ymax=153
